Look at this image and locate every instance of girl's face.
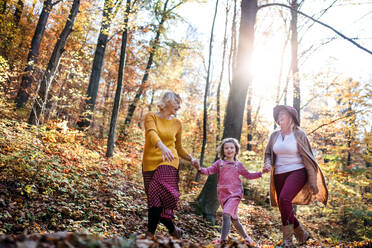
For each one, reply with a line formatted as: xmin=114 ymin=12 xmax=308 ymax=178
xmin=164 ymin=100 xmax=181 ymax=115
xmin=277 ymin=110 xmax=292 ymax=131
xmin=223 ymin=142 xmax=236 ymax=160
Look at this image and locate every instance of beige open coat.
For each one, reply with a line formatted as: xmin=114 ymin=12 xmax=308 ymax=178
xmin=264 ymin=128 xmax=328 ymax=207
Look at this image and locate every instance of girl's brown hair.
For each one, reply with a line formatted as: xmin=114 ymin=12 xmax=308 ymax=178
xmin=217 ymin=138 xmax=240 ymax=161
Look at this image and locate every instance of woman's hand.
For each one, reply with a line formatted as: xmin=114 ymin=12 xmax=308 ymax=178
xmin=262 ymin=163 xmax=272 ymax=173
xmin=310 ymin=183 xmax=319 ymax=194
xmin=157 ymin=142 xmax=175 ymax=162
xmin=191 ymin=158 xmax=200 ymax=170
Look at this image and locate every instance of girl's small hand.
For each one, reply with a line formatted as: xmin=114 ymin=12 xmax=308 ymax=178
xmin=158 ymin=143 xmax=175 ymax=162
xmin=262 ymin=163 xmax=272 ymax=173
xmin=191 ymin=158 xmax=200 ymax=170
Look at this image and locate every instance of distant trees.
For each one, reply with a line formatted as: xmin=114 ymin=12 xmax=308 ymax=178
xmin=29 ymin=0 xmax=81 ymax=125
xmin=197 ymin=0 xmax=258 ymax=224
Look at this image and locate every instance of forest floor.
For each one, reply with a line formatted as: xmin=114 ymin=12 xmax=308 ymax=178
xmin=0 ymin=103 xmax=371 ymax=247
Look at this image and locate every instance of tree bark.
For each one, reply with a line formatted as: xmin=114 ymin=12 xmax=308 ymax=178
xmin=78 ymin=0 xmax=118 ymax=128
xmin=200 ymin=0 xmax=219 ymax=168
xmin=246 ymin=85 xmax=252 ymax=151
xmin=0 ymin=0 xmax=7 ymax=14
xmin=291 ymin=0 xmax=300 ymax=123
xmin=106 ymin=0 xmax=131 ymax=157
xmin=216 ymin=0 xmax=229 ymax=145
xmin=28 ymin=0 xmax=81 ymax=125
xmin=119 ymin=0 xmax=170 ymax=139
xmin=222 ymin=0 xmax=256 ymax=140
xmin=15 ymin=0 xmax=53 ymax=108
xmin=227 ymin=0 xmax=237 ymax=87
xmin=197 ymin=0 xmax=257 ymax=223
xmin=14 ymin=0 xmax=24 ymax=27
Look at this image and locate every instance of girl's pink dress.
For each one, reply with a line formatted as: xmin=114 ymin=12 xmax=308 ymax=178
xmin=200 ymin=160 xmax=262 ymax=219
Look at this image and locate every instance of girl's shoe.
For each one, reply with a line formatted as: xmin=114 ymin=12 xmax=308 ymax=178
xmin=170 ymin=227 xmax=184 ymax=239
xmin=145 ymin=231 xmax=154 ymax=239
xmin=212 ymin=239 xmax=227 ymax=245
xmin=244 ymin=236 xmax=255 ymax=246
xmin=212 ymin=238 xmax=222 ymax=244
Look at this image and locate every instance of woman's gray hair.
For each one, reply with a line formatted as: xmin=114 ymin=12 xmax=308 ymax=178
xmin=157 ymin=91 xmax=182 ymax=110
xmin=217 ymin=137 xmax=240 ymax=161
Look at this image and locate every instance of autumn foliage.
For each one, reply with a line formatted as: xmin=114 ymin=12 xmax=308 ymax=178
xmin=0 ymin=0 xmax=371 ymax=247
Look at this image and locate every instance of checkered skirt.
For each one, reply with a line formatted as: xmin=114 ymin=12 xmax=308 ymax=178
xmin=143 ymin=165 xmax=180 ymax=219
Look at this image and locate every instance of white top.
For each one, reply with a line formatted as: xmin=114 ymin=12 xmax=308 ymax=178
xmin=273 ymin=132 xmax=305 ymax=174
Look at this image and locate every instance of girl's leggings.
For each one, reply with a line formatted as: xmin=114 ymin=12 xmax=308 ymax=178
xmin=221 ymin=214 xmax=249 ymax=240
xmin=274 ymin=168 xmax=307 ymax=228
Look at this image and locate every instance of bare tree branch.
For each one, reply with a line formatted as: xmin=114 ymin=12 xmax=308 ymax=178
xmin=309 ymin=109 xmax=366 ymax=134
xmin=258 ymin=3 xmax=372 ymax=55
xmin=300 ymin=80 xmax=338 ymax=110
xmin=299 ymin=0 xmax=339 ymax=42
xmin=52 ymin=0 xmax=63 ymax=6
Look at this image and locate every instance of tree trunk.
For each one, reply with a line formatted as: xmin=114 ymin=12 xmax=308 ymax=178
xmin=197 ymin=0 xmax=257 ymax=223
xmin=15 ymin=0 xmax=53 ymax=108
xmin=227 ymin=0 xmax=237 ymax=86
xmin=222 ymin=0 xmax=256 ymax=140
xmin=216 ymin=0 xmax=229 ymax=145
xmin=283 ymin=67 xmax=290 ymax=105
xmin=274 ymin=25 xmax=290 ymax=129
xmin=246 ymin=85 xmax=252 ymax=151
xmin=106 ymin=0 xmax=131 ymax=157
xmin=44 ymin=78 xmax=66 ymax=123
xmin=0 ymin=0 xmax=6 ymax=14
xmin=291 ymin=0 xmax=300 ymax=123
xmin=14 ymin=0 xmax=24 ymax=27
xmin=149 ymin=89 xmax=155 ymax=111
xmin=275 ymin=31 xmax=290 ymax=106
xmin=100 ymin=80 xmax=112 ymax=138
xmin=78 ymin=0 xmax=117 ymax=128
xmin=119 ymin=0 xmax=169 ymax=139
xmin=28 ymin=0 xmax=81 ymax=125
xmin=200 ymin=0 xmax=219 ymax=168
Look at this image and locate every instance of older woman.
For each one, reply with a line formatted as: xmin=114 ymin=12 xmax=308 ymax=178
xmin=262 ymin=105 xmax=328 ymax=247
xmin=142 ymin=91 xmax=199 ymax=238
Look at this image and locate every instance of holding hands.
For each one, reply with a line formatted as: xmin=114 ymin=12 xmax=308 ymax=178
xmin=157 ymin=141 xmax=200 ymax=170
xmin=191 ymin=158 xmax=200 ymax=170
xmin=262 ymin=163 xmax=272 ymax=174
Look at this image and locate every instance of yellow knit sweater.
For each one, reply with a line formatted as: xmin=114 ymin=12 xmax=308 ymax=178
xmin=142 ymin=112 xmax=191 ymax=172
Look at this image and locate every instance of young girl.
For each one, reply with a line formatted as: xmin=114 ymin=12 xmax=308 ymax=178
xmin=197 ymin=138 xmax=268 ymax=245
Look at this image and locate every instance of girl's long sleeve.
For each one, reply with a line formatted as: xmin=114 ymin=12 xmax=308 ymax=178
xmin=238 ymin=163 xmax=262 ymax=179
xmin=200 ymin=160 xmax=219 ymax=175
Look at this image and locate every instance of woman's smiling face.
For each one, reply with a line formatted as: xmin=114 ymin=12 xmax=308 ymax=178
xmin=164 ymin=100 xmax=181 ymax=116
xmin=277 ymin=110 xmax=292 ymax=131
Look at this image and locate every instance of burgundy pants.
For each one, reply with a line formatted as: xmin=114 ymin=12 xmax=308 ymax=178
xmin=274 ymin=168 xmax=307 ymax=228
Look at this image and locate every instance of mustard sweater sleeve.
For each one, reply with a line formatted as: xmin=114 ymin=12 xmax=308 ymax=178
xmin=175 ymin=119 xmax=191 ymax=161
xmin=144 ymin=113 xmax=161 ymax=146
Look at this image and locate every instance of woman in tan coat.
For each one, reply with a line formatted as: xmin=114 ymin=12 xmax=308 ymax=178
xmin=262 ymin=105 xmax=328 ymax=247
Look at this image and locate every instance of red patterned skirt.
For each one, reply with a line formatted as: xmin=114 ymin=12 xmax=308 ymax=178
xmin=142 ymin=165 xmax=180 ymax=219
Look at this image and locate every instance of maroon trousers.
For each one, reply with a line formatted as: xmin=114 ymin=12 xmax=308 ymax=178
xmin=274 ymin=168 xmax=307 ymax=228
